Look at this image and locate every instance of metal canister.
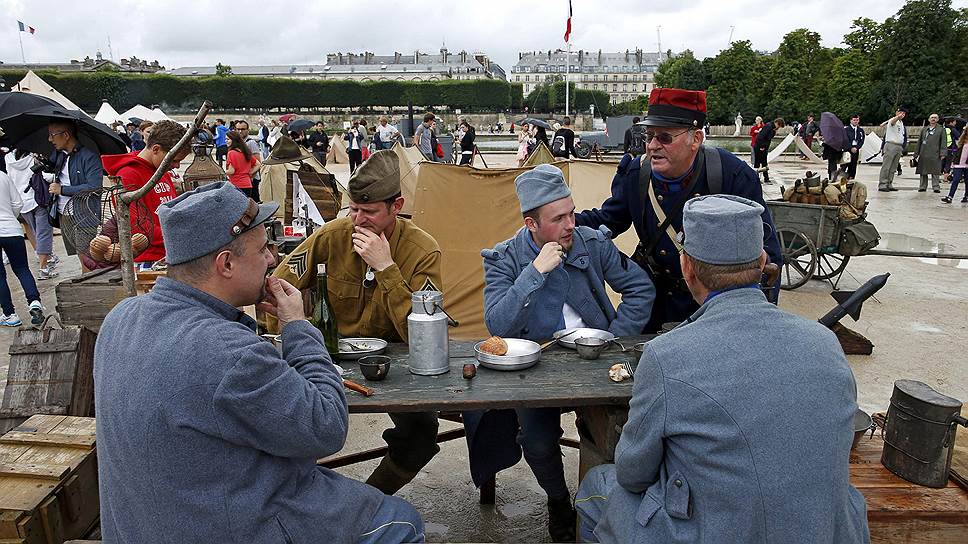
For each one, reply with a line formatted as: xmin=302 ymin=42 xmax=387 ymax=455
xmin=881 ymin=379 xmax=968 ymax=488
xmin=407 ymin=291 xmax=450 ymax=376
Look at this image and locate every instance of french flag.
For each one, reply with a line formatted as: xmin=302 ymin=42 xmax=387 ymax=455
xmin=564 ymin=0 xmax=572 ymax=43
xmin=18 ymin=21 xmax=36 ymax=34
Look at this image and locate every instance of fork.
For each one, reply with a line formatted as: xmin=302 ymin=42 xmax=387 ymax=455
xmin=621 ymin=360 xmax=636 ymax=379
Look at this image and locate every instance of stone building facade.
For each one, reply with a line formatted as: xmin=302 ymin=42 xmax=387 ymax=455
xmin=511 ymin=48 xmax=667 ymax=104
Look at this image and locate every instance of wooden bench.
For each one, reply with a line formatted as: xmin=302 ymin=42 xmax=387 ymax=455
xmin=851 ymin=433 xmax=968 ymax=543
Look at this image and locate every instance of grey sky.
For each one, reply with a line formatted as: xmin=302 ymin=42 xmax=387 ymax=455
xmin=1 ymin=1 xmax=963 ymax=73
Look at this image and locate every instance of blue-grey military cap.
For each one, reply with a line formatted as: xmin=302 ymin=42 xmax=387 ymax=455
xmin=515 ymin=164 xmax=571 ymax=213
xmin=682 ymin=194 xmax=764 ymax=265
xmin=157 ymin=181 xmax=279 ymax=265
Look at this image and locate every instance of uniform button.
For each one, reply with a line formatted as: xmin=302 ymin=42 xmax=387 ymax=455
xmin=674 ymin=479 xmax=683 ymax=488
xmin=657 ymin=194 xmax=664 ymax=202
xmin=694 ymin=193 xmax=701 ymax=198
xmin=659 ymin=249 xmax=667 ymax=256
xmin=667 ymin=291 xmax=673 ymax=296
xmin=665 ymin=269 xmax=671 ymax=274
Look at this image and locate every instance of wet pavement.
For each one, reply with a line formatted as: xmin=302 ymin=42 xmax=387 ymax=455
xmin=0 ymin=153 xmax=965 ymax=542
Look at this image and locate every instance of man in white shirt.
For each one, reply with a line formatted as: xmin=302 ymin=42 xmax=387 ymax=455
xmin=377 ymin=117 xmax=400 ymax=150
xmin=879 ymin=107 xmax=908 ymax=192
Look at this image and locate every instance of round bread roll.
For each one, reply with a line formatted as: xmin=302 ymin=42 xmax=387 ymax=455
xmin=131 ymin=233 xmax=150 ymax=256
xmin=105 ymin=243 xmax=122 ymax=263
xmin=89 ymin=235 xmax=111 ymax=262
xmin=479 ymin=336 xmax=508 ymax=356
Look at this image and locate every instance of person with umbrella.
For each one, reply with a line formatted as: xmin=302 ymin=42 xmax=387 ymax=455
xmin=48 ymin=119 xmax=105 ymax=271
xmin=819 ymin=112 xmax=849 ymax=181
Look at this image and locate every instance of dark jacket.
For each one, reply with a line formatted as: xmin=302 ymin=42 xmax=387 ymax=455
xmin=49 ymin=144 xmax=103 ymax=197
xmin=460 ymin=130 xmax=475 ymax=152
xmin=845 ymin=124 xmax=865 ymax=151
xmin=307 ymin=130 xmax=330 ymax=154
xmin=798 ymin=120 xmax=819 ymax=138
xmin=754 ymin=122 xmax=778 ymax=149
xmin=552 ymin=128 xmax=576 ymax=158
xmin=575 ymin=148 xmax=782 ymax=331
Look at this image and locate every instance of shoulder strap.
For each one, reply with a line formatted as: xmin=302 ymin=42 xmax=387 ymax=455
xmin=638 ymin=151 xmax=708 ymax=259
xmin=703 ymin=145 xmax=722 ymax=194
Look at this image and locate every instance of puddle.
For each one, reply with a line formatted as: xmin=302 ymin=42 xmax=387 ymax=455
xmin=878 ymin=233 xmax=968 ymax=269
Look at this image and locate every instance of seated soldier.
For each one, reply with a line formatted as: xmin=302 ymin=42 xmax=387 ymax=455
xmin=575 ymin=195 xmax=870 ymax=543
xmin=274 ymin=150 xmax=443 ymax=495
xmin=468 ymin=164 xmax=655 ymax=542
xmin=95 ymin=182 xmax=423 ymax=543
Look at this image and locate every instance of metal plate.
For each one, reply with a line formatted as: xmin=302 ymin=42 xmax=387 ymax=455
xmin=335 ymin=338 xmax=389 ymax=361
xmin=553 ymin=328 xmax=615 ymax=349
xmin=474 ymin=338 xmax=541 ymax=371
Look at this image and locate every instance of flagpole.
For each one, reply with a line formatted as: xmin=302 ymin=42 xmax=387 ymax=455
xmin=565 ymin=41 xmax=571 ymax=117
xmin=18 ymin=31 xmax=25 ymax=63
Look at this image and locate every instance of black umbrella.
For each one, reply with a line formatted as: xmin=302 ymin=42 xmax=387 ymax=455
xmin=819 ymin=112 xmax=847 ymax=152
xmin=128 ymin=117 xmax=144 ymax=126
xmin=518 ymin=117 xmax=553 ymax=130
xmin=0 ymin=105 xmax=128 ymax=156
xmin=287 ymin=119 xmax=314 ymax=133
xmin=0 ymin=91 xmax=62 ymax=121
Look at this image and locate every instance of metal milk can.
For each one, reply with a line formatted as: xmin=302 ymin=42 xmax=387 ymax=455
xmin=881 ymin=379 xmax=968 ymax=488
xmin=407 ymin=291 xmax=451 ymax=375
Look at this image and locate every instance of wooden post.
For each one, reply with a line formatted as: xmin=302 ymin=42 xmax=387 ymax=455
xmin=115 ymin=101 xmax=213 ymax=297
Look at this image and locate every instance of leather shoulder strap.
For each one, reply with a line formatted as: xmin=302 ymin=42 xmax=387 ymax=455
xmin=703 ymin=145 xmax=722 ymax=194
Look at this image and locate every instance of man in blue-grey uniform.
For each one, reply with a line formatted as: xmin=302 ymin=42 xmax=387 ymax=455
xmin=465 ymin=164 xmax=655 ymax=542
xmin=94 ymin=182 xmax=424 ymax=543
xmin=576 ymin=88 xmax=781 ymax=333
xmin=574 ymin=194 xmax=870 ymax=544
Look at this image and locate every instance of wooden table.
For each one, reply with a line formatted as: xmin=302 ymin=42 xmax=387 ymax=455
xmin=850 ymin=434 xmax=968 ymax=543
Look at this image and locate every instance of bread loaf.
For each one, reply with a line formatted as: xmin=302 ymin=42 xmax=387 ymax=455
xmin=105 ymin=243 xmax=122 ymax=263
xmin=479 ymin=336 xmax=508 ymax=356
xmin=131 ymin=233 xmax=150 ymax=256
xmin=89 ymin=235 xmax=111 ymax=262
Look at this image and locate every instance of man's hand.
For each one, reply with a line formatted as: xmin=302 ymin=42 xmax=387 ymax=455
xmin=851 ymin=147 xmax=857 ymax=154
xmin=352 ymin=227 xmax=394 ymax=271
xmin=256 ymin=277 xmax=306 ymax=329
xmin=533 ymin=242 xmax=565 ymax=274
xmin=49 ymin=182 xmax=62 ymax=196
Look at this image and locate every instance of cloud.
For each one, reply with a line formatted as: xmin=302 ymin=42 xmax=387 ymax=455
xmin=1 ymin=0 xmax=961 ymax=74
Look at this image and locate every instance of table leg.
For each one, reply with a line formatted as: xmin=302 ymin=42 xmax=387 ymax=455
xmin=575 ymin=405 xmax=628 ymax=483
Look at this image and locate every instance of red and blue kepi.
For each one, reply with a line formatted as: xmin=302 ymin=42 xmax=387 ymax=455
xmin=642 ymin=88 xmax=707 ymax=128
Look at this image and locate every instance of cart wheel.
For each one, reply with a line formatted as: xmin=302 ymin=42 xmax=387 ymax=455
xmin=813 ymin=253 xmax=850 ymax=280
xmin=776 ymin=228 xmax=817 ymax=290
xmin=574 ymin=141 xmax=592 ymax=159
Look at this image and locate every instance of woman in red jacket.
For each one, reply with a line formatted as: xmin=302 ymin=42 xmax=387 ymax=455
xmin=226 ymin=131 xmax=260 ymax=197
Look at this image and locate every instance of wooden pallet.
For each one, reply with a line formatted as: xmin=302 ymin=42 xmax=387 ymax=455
xmin=0 ymin=415 xmax=98 ymax=544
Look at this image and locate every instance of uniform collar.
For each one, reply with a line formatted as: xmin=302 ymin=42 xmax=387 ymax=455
xmin=520 ymin=227 xmax=591 ymax=270
xmin=151 ymin=277 xmax=257 ymax=331
xmin=681 ymin=286 xmax=768 ymax=327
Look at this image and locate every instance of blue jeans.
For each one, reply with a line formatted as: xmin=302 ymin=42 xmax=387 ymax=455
xmin=0 ymin=236 xmax=41 ymax=316
xmin=516 ymin=407 xmax=569 ymax=500
xmin=948 ymin=168 xmax=967 ymax=200
xmin=575 ymin=464 xmax=618 ymax=542
xmin=358 ymin=495 xmax=425 ymax=543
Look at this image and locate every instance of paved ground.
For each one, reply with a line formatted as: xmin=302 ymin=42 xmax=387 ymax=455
xmin=0 ymin=152 xmax=965 ymax=542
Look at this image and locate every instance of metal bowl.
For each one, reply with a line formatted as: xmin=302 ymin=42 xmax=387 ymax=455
xmin=575 ymin=337 xmax=608 ymax=360
xmin=852 ymin=409 xmax=875 ymax=450
xmin=335 ymin=338 xmax=389 ymax=361
xmin=358 ymin=355 xmax=392 ymax=381
xmin=553 ymin=328 xmax=615 ymax=349
xmin=474 ymin=338 xmax=541 ymax=371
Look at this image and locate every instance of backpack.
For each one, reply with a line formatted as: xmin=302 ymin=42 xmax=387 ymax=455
xmin=628 ymin=124 xmax=646 ymax=156
xmin=551 ymin=134 xmax=566 ymax=156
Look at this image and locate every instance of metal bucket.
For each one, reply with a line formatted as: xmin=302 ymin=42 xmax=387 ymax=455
xmin=881 ymin=380 xmax=967 ymax=487
xmin=407 ymin=291 xmax=449 ymax=376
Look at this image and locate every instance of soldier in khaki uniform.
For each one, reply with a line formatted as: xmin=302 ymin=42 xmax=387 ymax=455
xmin=274 ymin=150 xmax=443 ymax=495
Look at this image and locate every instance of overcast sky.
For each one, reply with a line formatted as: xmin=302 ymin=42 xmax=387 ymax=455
xmin=1 ymin=1 xmax=964 ymax=73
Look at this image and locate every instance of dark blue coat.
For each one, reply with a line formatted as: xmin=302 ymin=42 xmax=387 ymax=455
xmin=575 ymin=147 xmax=782 ymax=331
xmin=845 ymin=125 xmax=866 ymax=151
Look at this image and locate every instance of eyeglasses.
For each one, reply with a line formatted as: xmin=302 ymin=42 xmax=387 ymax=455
xmin=645 ymin=129 xmax=692 ymax=145
xmin=48 ymin=130 xmax=67 ymax=139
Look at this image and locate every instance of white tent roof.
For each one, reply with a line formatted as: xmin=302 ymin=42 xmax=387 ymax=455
xmin=12 ymin=70 xmax=81 ymax=110
xmin=94 ymin=101 xmax=125 ymax=125
xmin=120 ymin=104 xmax=169 ymax=123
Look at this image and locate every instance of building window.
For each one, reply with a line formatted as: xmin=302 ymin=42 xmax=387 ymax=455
xmin=613 ymin=83 xmax=618 ymax=91
xmin=538 ymin=64 xmax=547 ymax=72
xmin=623 ymin=83 xmax=628 ymax=92
xmin=525 ymin=75 xmax=529 ymax=82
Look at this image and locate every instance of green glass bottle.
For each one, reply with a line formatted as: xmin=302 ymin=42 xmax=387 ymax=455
xmin=310 ymin=264 xmax=340 ymax=354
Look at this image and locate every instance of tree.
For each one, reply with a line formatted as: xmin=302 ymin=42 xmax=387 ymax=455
xmin=215 ymin=63 xmax=233 ymax=76
xmin=767 ymin=29 xmax=829 ymax=120
xmin=873 ymin=0 xmax=968 ymax=121
xmin=704 ymin=41 xmax=767 ymax=124
xmin=654 ymin=50 xmax=708 ymax=90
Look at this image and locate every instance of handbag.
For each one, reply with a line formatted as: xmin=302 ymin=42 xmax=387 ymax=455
xmin=435 ymin=142 xmax=444 ymax=158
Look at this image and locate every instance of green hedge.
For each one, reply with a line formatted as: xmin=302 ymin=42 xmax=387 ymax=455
xmin=523 ymin=81 xmax=612 ymax=115
xmin=0 ymin=70 xmax=517 ymax=112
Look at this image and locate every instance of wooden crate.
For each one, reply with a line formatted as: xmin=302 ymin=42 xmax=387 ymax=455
xmin=852 ymin=434 xmax=968 ymax=543
xmin=0 ymin=415 xmax=98 ymax=544
xmin=1 ymin=327 xmax=96 ymax=435
xmin=54 ymin=269 xmax=126 ymax=333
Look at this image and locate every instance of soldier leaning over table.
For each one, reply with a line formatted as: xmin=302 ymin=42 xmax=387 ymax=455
xmin=467 ymin=164 xmax=655 ymax=542
xmin=274 ymin=149 xmax=444 ymax=496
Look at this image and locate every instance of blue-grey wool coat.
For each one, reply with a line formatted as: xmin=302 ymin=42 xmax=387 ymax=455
xmin=463 ymin=225 xmax=655 ymax=486
xmin=94 ymin=278 xmax=386 ymax=543
xmin=591 ymin=287 xmax=870 ymax=544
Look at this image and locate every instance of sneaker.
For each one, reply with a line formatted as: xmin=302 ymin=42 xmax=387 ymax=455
xmin=1 ymin=313 xmax=22 ymax=327
xmin=48 ymin=254 xmax=60 ymax=267
xmin=933 ymin=189 xmax=941 ymax=193
xmin=28 ymin=301 xmax=44 ymax=326
xmin=962 ymin=197 xmax=968 ymax=203
xmin=38 ymin=267 xmax=59 ymax=280
xmin=942 ymin=196 xmax=952 ymax=203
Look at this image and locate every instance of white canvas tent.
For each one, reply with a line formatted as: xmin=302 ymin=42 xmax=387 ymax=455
xmin=120 ymin=104 xmax=169 ymax=123
xmin=767 ymin=132 xmax=796 ymax=162
xmin=12 ymin=70 xmax=81 ymax=110
xmin=151 ymin=106 xmax=171 ymax=121
xmin=94 ymin=101 xmax=125 ymax=125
